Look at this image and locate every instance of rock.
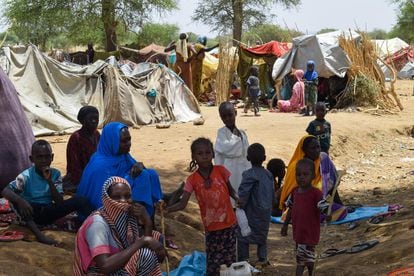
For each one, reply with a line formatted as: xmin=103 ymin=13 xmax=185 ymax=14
xmin=156 ymin=122 xmax=171 ymax=129
xmin=193 ymin=117 xmax=205 ymax=125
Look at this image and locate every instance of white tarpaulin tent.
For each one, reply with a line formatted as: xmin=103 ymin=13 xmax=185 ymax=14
xmin=1 ymin=45 xmax=201 ymax=136
xmin=372 ymin=38 xmax=409 ymax=58
xmin=272 ymin=30 xmax=360 ymax=81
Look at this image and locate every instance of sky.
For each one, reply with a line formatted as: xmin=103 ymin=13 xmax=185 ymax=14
xmin=157 ymin=0 xmax=399 ymax=37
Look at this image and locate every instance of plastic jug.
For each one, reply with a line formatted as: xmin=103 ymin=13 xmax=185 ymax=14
xmin=222 ymin=261 xmax=252 ymax=276
xmin=236 ymin=208 xmax=251 ymax=237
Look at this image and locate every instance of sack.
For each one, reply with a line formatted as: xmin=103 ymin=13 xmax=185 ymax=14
xmin=235 ymin=208 xmax=251 ymax=237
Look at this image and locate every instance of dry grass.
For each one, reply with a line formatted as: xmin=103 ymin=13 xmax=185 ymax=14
xmin=215 ymin=38 xmax=238 ymax=104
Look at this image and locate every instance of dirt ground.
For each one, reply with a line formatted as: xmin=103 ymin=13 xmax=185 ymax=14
xmin=1 ymin=80 xmax=413 ymax=276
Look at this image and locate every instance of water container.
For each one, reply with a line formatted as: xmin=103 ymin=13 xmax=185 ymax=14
xmin=220 ymin=264 xmax=229 ymax=276
xmin=228 ymin=261 xmax=252 ymax=276
xmin=236 ymin=208 xmax=251 ymax=237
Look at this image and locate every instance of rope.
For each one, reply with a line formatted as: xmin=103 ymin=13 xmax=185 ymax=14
xmin=159 ymin=200 xmax=170 ymax=276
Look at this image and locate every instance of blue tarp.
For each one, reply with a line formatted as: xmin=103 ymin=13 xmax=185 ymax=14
xmin=271 ymin=206 xmax=389 ymax=225
xmin=163 ymin=251 xmax=206 ymax=276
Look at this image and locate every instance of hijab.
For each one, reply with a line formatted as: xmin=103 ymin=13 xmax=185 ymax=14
xmin=176 ymin=33 xmax=189 ymax=62
xmin=304 ymin=60 xmax=318 ymax=81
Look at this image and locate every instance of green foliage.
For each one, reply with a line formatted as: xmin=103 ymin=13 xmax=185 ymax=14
xmin=0 ymin=31 xmax=20 ymax=46
xmin=317 ymin=28 xmax=338 ymax=34
xmin=134 ymin=23 xmax=179 ymax=47
xmin=367 ymin=28 xmax=389 ymax=39
xmin=390 ymin=1 xmax=414 ymax=43
xmin=242 ymin=23 xmax=302 ymax=44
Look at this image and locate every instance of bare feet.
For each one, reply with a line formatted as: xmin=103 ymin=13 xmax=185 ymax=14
xmin=37 ymin=235 xmax=58 ymax=245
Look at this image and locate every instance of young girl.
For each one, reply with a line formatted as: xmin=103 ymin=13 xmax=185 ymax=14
xmin=166 ymin=137 xmax=238 ymax=275
xmin=244 ymin=66 xmax=261 ymax=116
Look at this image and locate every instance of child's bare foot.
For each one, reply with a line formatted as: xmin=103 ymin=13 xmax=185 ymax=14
xmin=37 ymin=235 xmax=58 ymax=245
xmin=254 ymin=113 xmax=261 ymax=116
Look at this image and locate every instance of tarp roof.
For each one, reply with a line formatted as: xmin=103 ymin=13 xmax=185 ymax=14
xmin=272 ymin=30 xmax=360 ymax=80
xmin=240 ymin=41 xmax=291 ymax=57
xmin=372 ymin=38 xmax=409 ymax=58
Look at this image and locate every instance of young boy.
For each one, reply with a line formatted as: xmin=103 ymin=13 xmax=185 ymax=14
xmin=303 ymin=60 xmax=318 ymax=116
xmin=238 ymin=143 xmax=274 ymax=266
xmin=306 ymin=102 xmax=331 ymax=154
xmin=280 ymin=158 xmax=329 ymax=276
xmin=1 ymin=140 xmax=93 ymax=244
xmin=266 ymin=158 xmax=286 ymax=216
xmin=215 ymin=102 xmax=251 ymax=206
xmin=244 ymin=66 xmax=261 ymax=116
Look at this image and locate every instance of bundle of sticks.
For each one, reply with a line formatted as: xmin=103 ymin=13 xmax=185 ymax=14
xmin=215 ymin=38 xmax=238 ymax=105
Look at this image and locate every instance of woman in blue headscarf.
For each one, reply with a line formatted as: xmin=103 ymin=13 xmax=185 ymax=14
xmin=76 ymin=122 xmax=162 ymax=217
xmin=303 ymin=60 xmax=319 ymax=116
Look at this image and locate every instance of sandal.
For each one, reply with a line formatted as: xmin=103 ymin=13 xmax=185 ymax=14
xmin=346 ymin=240 xmax=379 ymax=254
xmin=368 ymin=211 xmax=396 ymax=224
xmin=0 ymin=230 xmax=24 ymax=242
xmin=320 ymin=248 xmax=346 ymax=258
xmin=166 ymin=237 xmax=179 ymax=250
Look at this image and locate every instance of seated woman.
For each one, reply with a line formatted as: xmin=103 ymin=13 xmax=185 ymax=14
xmin=76 ymin=122 xmax=162 ymax=217
xmin=277 ymin=70 xmax=305 ymax=113
xmin=74 ymin=176 xmax=165 ymax=275
xmin=65 ymin=106 xmax=100 ymax=192
xmin=278 ymin=135 xmax=347 ymax=222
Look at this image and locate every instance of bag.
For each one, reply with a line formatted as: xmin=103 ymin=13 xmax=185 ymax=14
xmin=235 ymin=208 xmax=251 ymax=237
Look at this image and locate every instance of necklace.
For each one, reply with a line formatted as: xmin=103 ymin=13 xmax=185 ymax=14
xmin=198 ymin=165 xmax=213 ymax=189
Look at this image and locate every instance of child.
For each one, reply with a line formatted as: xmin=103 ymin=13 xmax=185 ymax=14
xmin=306 ymin=102 xmax=331 ymax=154
xmin=215 ymin=102 xmax=251 ymax=206
xmin=244 ymin=66 xmax=261 ymax=116
xmin=266 ymin=158 xmax=286 ymax=216
xmin=280 ymin=158 xmax=329 ymax=276
xmin=1 ymin=140 xmax=93 ymax=244
xmin=166 ymin=138 xmax=238 ymax=275
xmin=303 ymin=60 xmax=318 ymax=116
xmin=238 ymin=143 xmax=274 ymax=266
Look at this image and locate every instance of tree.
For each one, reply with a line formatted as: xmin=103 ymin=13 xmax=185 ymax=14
xmin=135 ymin=23 xmax=179 ymax=47
xmin=367 ymin=28 xmax=388 ymax=39
xmin=389 ymin=1 xmax=414 ymax=43
xmin=192 ymin=0 xmax=300 ymax=46
xmin=317 ymin=28 xmax=338 ymax=35
xmin=242 ymin=23 xmax=302 ymax=44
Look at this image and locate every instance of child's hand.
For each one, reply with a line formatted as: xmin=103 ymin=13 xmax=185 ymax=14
xmin=17 ymin=199 xmax=33 ymax=219
xmin=41 ymin=167 xmax=52 ymax=181
xmin=281 ymin=224 xmax=288 ymax=236
xmin=130 ymin=162 xmax=145 ymax=178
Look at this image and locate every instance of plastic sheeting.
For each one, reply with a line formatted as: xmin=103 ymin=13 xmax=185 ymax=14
xmin=272 ymin=30 xmax=360 ymax=81
xmin=372 ymin=38 xmax=409 ymax=58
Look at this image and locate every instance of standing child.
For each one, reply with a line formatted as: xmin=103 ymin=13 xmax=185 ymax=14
xmin=215 ymin=102 xmax=251 ymax=206
xmin=306 ymin=102 xmax=331 ymax=154
xmin=166 ymin=138 xmax=238 ymax=275
xmin=266 ymin=158 xmax=286 ymax=216
xmin=280 ymin=158 xmax=329 ymax=276
xmin=303 ymin=60 xmax=318 ymax=116
xmin=244 ymin=66 xmax=261 ymax=116
xmin=238 ymin=143 xmax=274 ymax=266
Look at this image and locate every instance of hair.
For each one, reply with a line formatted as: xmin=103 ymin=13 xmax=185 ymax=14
xmin=267 ymin=158 xmax=286 ymax=180
xmin=31 ymin=139 xmax=52 ymax=154
xmin=250 ymin=66 xmax=259 ymax=77
xmin=247 ymin=143 xmax=266 ymax=166
xmin=296 ymin=158 xmax=315 ymax=177
xmin=179 ymin=33 xmax=188 ymax=40
xmin=315 ymin=102 xmax=326 ymax=110
xmin=77 ymin=105 xmax=99 ymax=124
xmin=302 ymin=136 xmax=318 ymax=151
xmin=189 ymin=137 xmax=214 ymax=172
xmin=218 ymin=101 xmax=234 ymax=115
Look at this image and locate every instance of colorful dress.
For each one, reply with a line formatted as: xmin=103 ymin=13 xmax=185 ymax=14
xmin=277 ymin=70 xmax=305 ymax=112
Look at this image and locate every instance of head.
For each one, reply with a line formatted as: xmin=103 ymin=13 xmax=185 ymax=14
xmin=250 ymin=66 xmax=259 ymax=77
xmin=30 ymin=140 xmax=54 ymax=172
xmin=179 ymin=33 xmax=188 ymax=42
xmin=87 ymin=43 xmax=93 ymax=50
xmin=247 ymin=143 xmax=266 ymax=167
xmin=294 ymin=69 xmax=304 ymax=82
xmin=296 ymin=158 xmax=316 ymax=188
xmin=77 ymin=105 xmax=99 ymax=131
xmin=219 ymin=102 xmax=236 ymax=129
xmin=98 ymin=122 xmax=130 ymax=156
xmin=302 ymin=136 xmax=321 ymax=161
xmin=106 ymin=177 xmax=132 ymax=204
xmin=307 ymin=60 xmax=315 ymax=72
xmin=266 ymin=158 xmax=286 ymax=181
xmin=119 ymin=127 xmax=132 ymax=154
xmin=197 ymin=36 xmax=207 ymax=46
xmin=315 ymin=102 xmax=326 ymax=120
xmin=190 ymin=137 xmax=214 ymax=171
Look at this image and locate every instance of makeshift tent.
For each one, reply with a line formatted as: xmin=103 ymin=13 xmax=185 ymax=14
xmin=381 ymin=45 xmax=414 ymax=79
xmin=272 ymin=30 xmax=360 ymax=81
xmin=1 ymin=45 xmax=201 ymax=136
xmin=238 ymin=41 xmax=290 ymax=98
xmin=372 ymin=38 xmax=409 ymax=58
xmin=121 ymin=44 xmax=170 ymax=65
xmin=0 ymin=68 xmax=34 ymax=191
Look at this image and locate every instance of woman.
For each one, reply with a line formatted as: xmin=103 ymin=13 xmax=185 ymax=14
xmin=74 ymin=177 xmax=165 ymax=275
xmin=76 ymin=122 xmax=162 ymax=217
xmin=65 ymin=106 xmax=100 ymax=192
xmin=165 ymin=33 xmax=197 ymax=91
xmin=277 ymin=70 xmax=305 ymax=113
xmin=279 ymin=135 xmax=347 ymax=222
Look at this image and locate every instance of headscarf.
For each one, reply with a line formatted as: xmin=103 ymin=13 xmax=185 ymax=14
xmin=176 ymin=33 xmax=189 ymax=62
xmin=76 ymin=122 xmax=136 ymax=209
xmin=197 ymin=36 xmax=207 ymax=46
xmin=304 ymin=60 xmax=318 ymax=81
xmin=294 ymin=69 xmax=304 ymax=82
xmin=77 ymin=105 xmax=99 ymax=124
xmin=278 ymin=135 xmax=322 ymax=209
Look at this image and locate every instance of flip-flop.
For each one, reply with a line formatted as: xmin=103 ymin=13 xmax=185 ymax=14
xmin=0 ymin=230 xmax=24 ymax=242
xmin=346 ymin=240 xmax=379 ymax=254
xmin=347 ymin=222 xmax=359 ymax=230
xmin=320 ymin=248 xmax=347 ymax=258
xmin=368 ymin=211 xmax=396 ymax=224
xmin=388 ymin=204 xmax=403 ymax=212
xmin=166 ymin=237 xmax=179 ymax=250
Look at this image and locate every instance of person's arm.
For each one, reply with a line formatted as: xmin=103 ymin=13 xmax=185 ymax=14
xmin=281 ymin=207 xmax=292 ymax=236
xmin=43 ymin=168 xmax=63 ymax=204
xmin=164 ymin=42 xmax=176 ymax=52
xmin=226 ymin=181 xmax=239 ymax=203
xmin=1 ymin=187 xmax=33 ymax=219
xmin=306 ymin=122 xmax=315 ymax=135
xmin=205 ymin=44 xmax=219 ymax=52
xmin=237 ymin=172 xmax=255 ymax=209
xmin=186 ymin=45 xmax=198 ymax=63
xmin=130 ymin=203 xmax=153 ymax=236
xmin=166 ymin=191 xmax=191 ymax=213
xmin=66 ymin=135 xmax=82 ymax=185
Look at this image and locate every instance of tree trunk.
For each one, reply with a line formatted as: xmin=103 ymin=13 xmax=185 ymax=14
xmin=101 ymin=0 xmax=117 ymax=52
xmin=232 ymin=0 xmax=243 ymax=46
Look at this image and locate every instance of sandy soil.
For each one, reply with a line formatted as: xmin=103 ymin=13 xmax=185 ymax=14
xmin=1 ymin=80 xmax=413 ymax=275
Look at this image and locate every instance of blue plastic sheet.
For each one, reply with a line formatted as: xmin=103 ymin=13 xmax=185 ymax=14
xmin=163 ymin=251 xmax=206 ymax=276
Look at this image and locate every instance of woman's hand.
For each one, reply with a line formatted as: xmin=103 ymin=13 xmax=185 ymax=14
xmin=147 ymin=239 xmax=167 ymax=262
xmin=129 ymin=203 xmax=151 ymax=224
xmin=130 ymin=162 xmax=145 ymax=178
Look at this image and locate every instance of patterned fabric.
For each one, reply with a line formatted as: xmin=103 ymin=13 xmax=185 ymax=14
xmin=74 ymin=176 xmax=162 ymax=276
xmin=184 ymin=165 xmax=236 ymax=232
xmin=296 ymin=244 xmax=316 ymax=266
xmin=306 ymin=119 xmax=331 ymax=153
xmin=277 ymin=70 xmax=305 ymax=112
xmin=305 ymin=84 xmax=317 ymax=106
xmin=205 ymin=225 xmax=237 ymax=276
xmin=66 ymin=128 xmax=100 ymax=186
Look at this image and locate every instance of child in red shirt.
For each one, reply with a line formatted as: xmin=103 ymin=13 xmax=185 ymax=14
xmin=281 ymin=158 xmax=329 ymax=276
xmin=166 ymin=137 xmax=238 ymax=275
